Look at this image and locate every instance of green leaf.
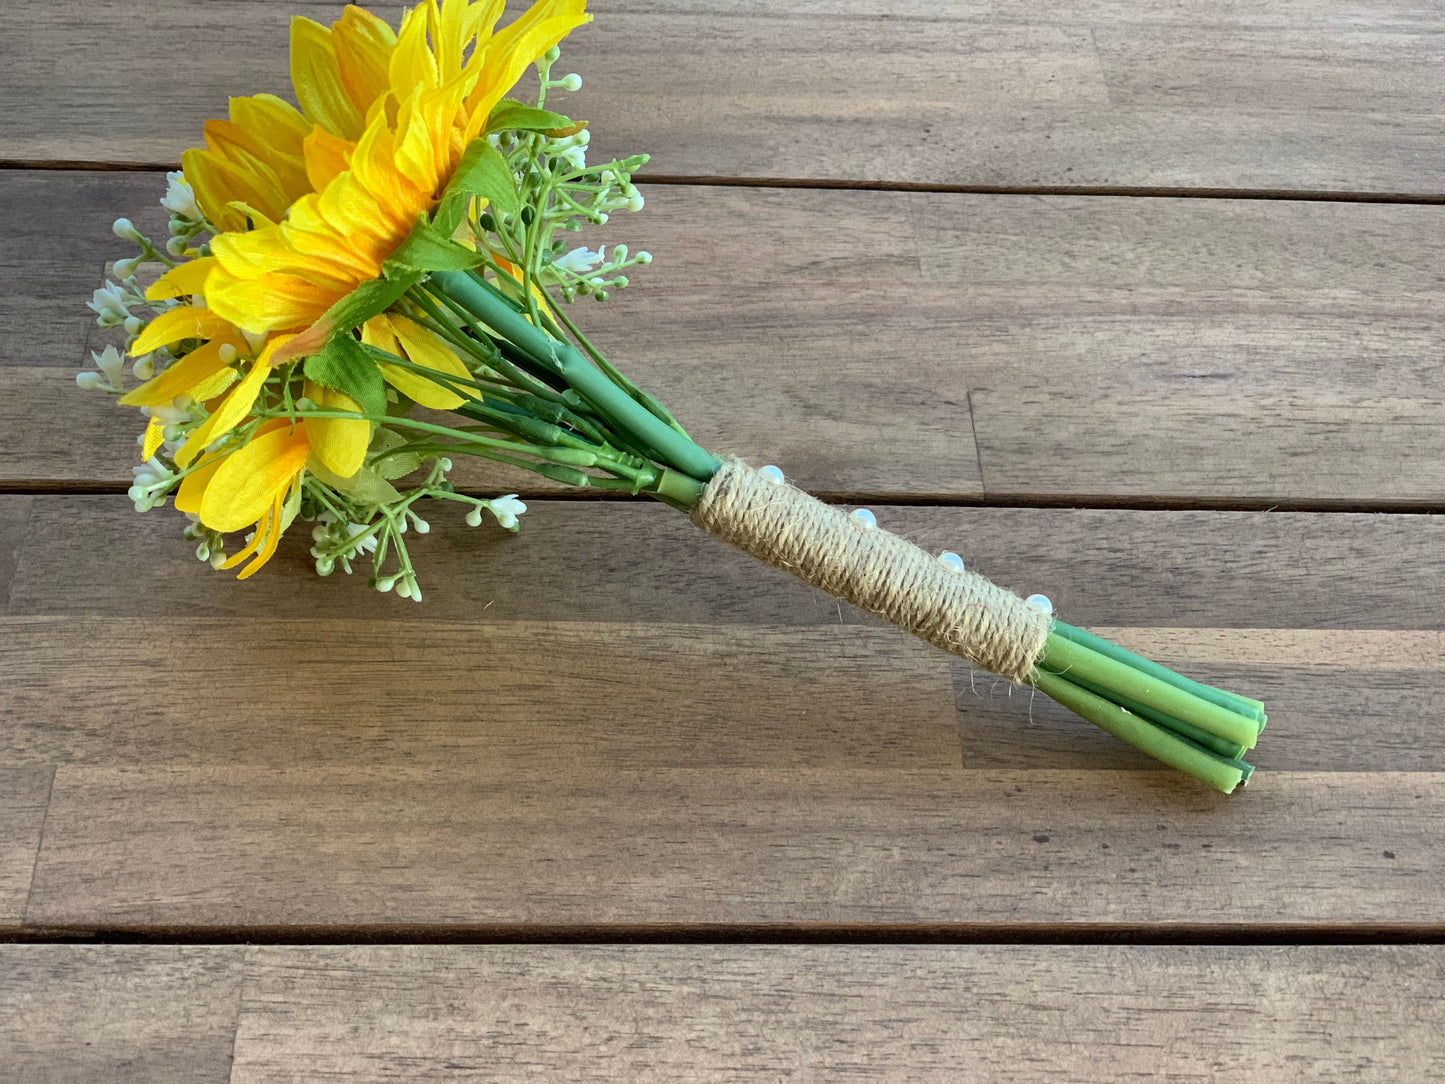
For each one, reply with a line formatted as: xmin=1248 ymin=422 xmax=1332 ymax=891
xmin=368 ymin=426 xmax=422 ymax=480
xmin=308 ymin=458 xmax=403 ymax=504
xmin=486 ymin=100 xmax=586 ymax=138
xmin=437 ymin=140 xmax=519 ymax=230
xmin=321 ymin=270 xmax=421 ymax=340
xmin=386 ymin=214 xmax=486 ymax=275
xmin=303 ymin=334 xmax=387 ymax=418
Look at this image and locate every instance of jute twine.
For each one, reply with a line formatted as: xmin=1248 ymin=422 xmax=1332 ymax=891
xmin=691 ymin=459 xmax=1050 ymax=683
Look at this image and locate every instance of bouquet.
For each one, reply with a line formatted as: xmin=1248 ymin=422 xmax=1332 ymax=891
xmin=80 ymin=0 xmax=1266 ymax=793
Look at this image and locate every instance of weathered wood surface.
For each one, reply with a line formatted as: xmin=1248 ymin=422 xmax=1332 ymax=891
xmin=2 ymin=496 xmax=1440 ymax=931
xmin=1 ymin=945 xmax=1440 ymax=1080
xmin=0 ymin=946 xmax=243 ymax=1084
xmin=8 ymin=173 xmax=1443 ymax=499
xmin=5 ymin=2 xmax=1443 ymax=193
xmin=229 ymin=945 xmax=1445 ymax=1080
xmin=4 ymin=0 xmax=1442 ymax=1073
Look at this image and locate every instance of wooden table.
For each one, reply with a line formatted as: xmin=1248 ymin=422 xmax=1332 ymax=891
xmin=3 ymin=0 xmax=1443 ymax=1078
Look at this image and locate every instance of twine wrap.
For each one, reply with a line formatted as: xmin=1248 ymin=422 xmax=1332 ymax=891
xmin=691 ymin=459 xmax=1051 ymax=683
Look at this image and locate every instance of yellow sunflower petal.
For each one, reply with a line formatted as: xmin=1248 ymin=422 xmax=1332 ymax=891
xmin=181 ymin=147 xmax=250 ymax=233
xmin=291 ymin=17 xmax=366 ymax=140
xmin=383 ymin=314 xmax=471 ymax=409
xmin=465 ymin=0 xmax=591 ymax=136
xmin=120 ymin=335 xmax=236 ymax=407
xmin=388 ymin=6 xmax=441 ymax=96
xmin=332 ymin=5 xmax=398 ymax=114
xmin=141 ymin=418 xmax=166 ymax=459
xmin=201 ymin=423 xmax=311 ymax=534
xmin=174 ymin=450 xmax=225 ymax=515
xmin=174 ymin=410 xmax=222 ymax=469
xmin=302 ymin=378 xmax=370 ymax=478
xmin=235 ymin=490 xmax=290 ymax=579
xmin=302 ymin=126 xmax=355 ymax=192
xmin=130 ymin=305 xmax=234 ymax=356
xmin=145 ymin=257 xmax=218 ymax=303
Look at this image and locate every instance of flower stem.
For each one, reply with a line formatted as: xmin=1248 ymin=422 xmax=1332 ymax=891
xmin=429 ymin=270 xmax=721 ymax=483
xmin=1036 ymin=633 xmax=1261 ymax=749
xmin=1028 ymin=668 xmax=1250 ymax=794
xmin=1051 ymin=620 xmax=1266 ymax=726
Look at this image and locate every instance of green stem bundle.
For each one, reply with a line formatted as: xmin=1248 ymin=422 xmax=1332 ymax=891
xmin=415 ymin=268 xmax=1265 ymax=794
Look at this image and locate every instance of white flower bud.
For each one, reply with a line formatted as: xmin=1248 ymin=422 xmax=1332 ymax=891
xmin=112 ymin=217 xmax=137 ymax=240
xmin=92 ymin=345 xmax=126 ymax=385
xmin=159 ymin=171 xmax=201 ymax=222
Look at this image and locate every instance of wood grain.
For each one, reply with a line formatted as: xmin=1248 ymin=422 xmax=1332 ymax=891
xmin=6 ymin=174 xmax=1442 ymax=500
xmin=2 ymin=495 xmax=1439 ymax=930
xmin=230 ymin=945 xmax=1445 ymax=1081
xmin=0 ymin=945 xmax=243 ymax=1083
xmin=2 ymin=944 xmax=1438 ymax=1080
xmin=6 ymin=497 xmax=1438 ymax=631
xmin=20 ymin=765 xmax=1442 ymax=929
xmin=0 ymin=768 xmax=52 ymax=926
xmin=972 ymin=390 xmax=1445 ymax=502
xmin=5 ymin=2 xmax=1443 ymax=193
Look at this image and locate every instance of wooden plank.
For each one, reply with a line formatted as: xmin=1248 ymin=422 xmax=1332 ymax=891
xmin=228 ymin=945 xmax=1445 ymax=1080
xmin=5 ymin=2 xmax=1442 ymax=193
xmin=4 ymin=496 xmax=1440 ymax=929
xmin=972 ymin=390 xmax=1445 ymax=503
xmin=6 ymin=175 xmax=1442 ymax=500
xmin=21 ymin=765 xmax=1444 ymax=928
xmin=0 ymin=945 xmax=243 ymax=1083
xmin=0 ymin=768 xmax=52 ymax=926
xmin=6 ymin=497 xmax=1438 ymax=631
xmin=2 ymin=943 xmax=1437 ymax=1079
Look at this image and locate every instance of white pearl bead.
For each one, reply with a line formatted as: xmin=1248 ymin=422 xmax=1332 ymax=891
xmin=850 ymin=508 xmax=877 ymax=530
xmin=1025 ymin=593 xmax=1053 ymax=615
xmin=760 ymin=464 xmax=785 ymax=485
xmin=938 ymin=551 xmax=964 ymax=574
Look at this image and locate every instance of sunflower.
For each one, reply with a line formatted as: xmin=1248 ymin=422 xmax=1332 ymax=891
xmin=204 ymin=0 xmax=590 ymax=339
xmin=112 ymin=0 xmax=586 ymax=577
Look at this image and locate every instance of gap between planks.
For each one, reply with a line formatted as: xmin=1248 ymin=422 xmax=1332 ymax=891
xmin=0 ymin=160 xmax=1441 ymax=204
xmin=8 ymin=480 xmax=1445 ymax=516
xmin=6 ymin=923 xmax=1445 ymax=947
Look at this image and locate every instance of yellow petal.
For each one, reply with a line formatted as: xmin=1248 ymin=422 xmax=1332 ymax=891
xmin=291 ymin=17 xmax=366 ymax=140
xmin=197 ymin=359 xmax=272 ymax=448
xmin=141 ymin=418 xmax=166 ymax=459
xmin=181 ymin=147 xmax=251 ymax=233
xmin=174 ymin=451 xmax=225 ymax=515
xmin=302 ymin=378 xmax=370 ymax=478
xmin=302 ymin=126 xmax=355 ymax=192
xmin=175 ymin=333 xmax=293 ymax=465
xmin=145 ymin=257 xmax=218 ymax=302
xmin=466 ymin=0 xmax=591 ymax=136
xmin=235 ymin=491 xmax=291 ymax=580
xmin=332 ymin=5 xmax=398 ymax=114
xmin=384 ymin=314 xmax=472 ymax=409
xmin=388 ymin=7 xmax=440 ymax=96
xmin=120 ymin=335 xmax=236 ymax=407
xmin=174 ymin=409 xmax=222 ymax=469
xmin=130 ymin=305 xmax=234 ymax=356
xmin=201 ymin=423 xmax=311 ymax=533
